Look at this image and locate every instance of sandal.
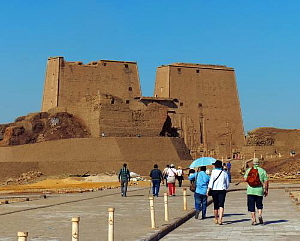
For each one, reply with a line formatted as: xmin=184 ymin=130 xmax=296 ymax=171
xmin=251 ymin=221 xmax=257 ymax=225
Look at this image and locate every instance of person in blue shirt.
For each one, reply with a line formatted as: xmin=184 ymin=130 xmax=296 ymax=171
xmin=188 ymin=166 xmax=210 ymax=219
xmin=149 ymin=164 xmax=163 ymax=197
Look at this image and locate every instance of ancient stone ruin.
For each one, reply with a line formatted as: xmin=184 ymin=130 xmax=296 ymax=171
xmin=41 ymin=57 xmax=245 ymax=158
xmin=242 ymin=127 xmax=300 ymax=159
xmin=6 ymin=56 xmax=300 ymax=179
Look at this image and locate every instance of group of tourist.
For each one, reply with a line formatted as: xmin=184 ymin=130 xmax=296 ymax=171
xmin=118 ymin=157 xmax=269 ymax=226
xmin=189 ymin=160 xmax=229 ymax=224
xmin=188 ymin=158 xmax=268 ymax=226
xmin=117 ymin=163 xmax=183 ymax=198
xmin=149 ymin=164 xmax=184 ymax=197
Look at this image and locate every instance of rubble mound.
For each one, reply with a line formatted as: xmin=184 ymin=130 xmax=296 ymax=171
xmin=246 ymin=127 xmax=300 ymax=147
xmin=263 ymin=154 xmax=300 ymax=179
xmin=5 ymin=171 xmax=43 ymax=185
xmin=0 ymin=112 xmax=90 ymax=146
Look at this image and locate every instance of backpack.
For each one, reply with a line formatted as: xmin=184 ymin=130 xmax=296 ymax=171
xmin=246 ymin=167 xmax=262 ymax=187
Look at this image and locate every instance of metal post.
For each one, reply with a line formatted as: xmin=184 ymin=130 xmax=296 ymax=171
xmin=72 ymin=217 xmax=80 ymax=241
xmin=183 ymin=188 xmax=187 ymax=211
xmin=164 ymin=193 xmax=169 ymax=221
xmin=17 ymin=232 xmax=28 ymax=241
xmin=149 ymin=196 xmax=156 ymax=229
xmin=108 ymin=207 xmax=115 ymax=241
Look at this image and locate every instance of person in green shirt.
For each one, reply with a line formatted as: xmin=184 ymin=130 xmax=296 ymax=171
xmin=244 ymin=158 xmax=269 ymax=225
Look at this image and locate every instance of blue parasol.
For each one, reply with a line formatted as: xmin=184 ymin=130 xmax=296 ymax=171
xmin=189 ymin=157 xmax=216 ymax=168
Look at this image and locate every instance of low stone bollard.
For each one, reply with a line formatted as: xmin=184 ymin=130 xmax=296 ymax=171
xmin=17 ymin=231 xmax=28 ymax=241
xmin=108 ymin=208 xmax=115 ymax=241
xmin=183 ymin=188 xmax=187 ymax=211
xmin=149 ymin=196 xmax=156 ymax=229
xmin=72 ymin=217 xmax=80 ymax=241
xmin=164 ymin=193 xmax=169 ymax=221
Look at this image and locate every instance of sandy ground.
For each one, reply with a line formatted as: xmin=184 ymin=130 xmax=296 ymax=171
xmin=0 ymin=174 xmax=151 ymax=195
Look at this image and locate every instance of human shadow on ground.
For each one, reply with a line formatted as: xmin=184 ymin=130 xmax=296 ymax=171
xmin=224 ymin=218 xmax=251 ymax=225
xmin=206 ymin=213 xmax=245 ymax=219
xmin=264 ymin=219 xmax=288 ymax=225
xmin=223 ymin=213 xmax=246 ymax=217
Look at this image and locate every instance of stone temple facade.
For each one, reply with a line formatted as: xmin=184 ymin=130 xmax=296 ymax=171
xmin=42 ymin=57 xmax=245 ymax=159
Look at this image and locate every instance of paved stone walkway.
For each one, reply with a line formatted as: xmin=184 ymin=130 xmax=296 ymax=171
xmin=162 ymin=188 xmax=300 ymax=241
xmin=0 ymin=183 xmax=299 ymax=240
xmin=0 ymin=185 xmax=194 ymax=241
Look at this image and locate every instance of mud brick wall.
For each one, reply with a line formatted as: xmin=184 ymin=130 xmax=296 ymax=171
xmin=0 ymin=137 xmax=192 ymax=180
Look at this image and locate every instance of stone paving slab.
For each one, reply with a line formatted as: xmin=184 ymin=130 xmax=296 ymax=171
xmin=0 ymin=185 xmax=194 ymax=241
xmin=161 ymin=188 xmax=300 ymax=241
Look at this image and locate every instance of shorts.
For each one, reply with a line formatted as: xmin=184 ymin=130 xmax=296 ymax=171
xmin=247 ymin=195 xmax=263 ymax=212
xmin=211 ymin=190 xmax=227 ymax=210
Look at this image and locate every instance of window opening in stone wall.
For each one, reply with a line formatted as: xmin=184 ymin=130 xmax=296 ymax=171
xmin=177 ymin=68 xmax=181 ymax=74
xmin=126 ymin=100 xmax=130 ymax=104
xmin=196 ymin=69 xmax=200 ymax=73
xmin=180 ymin=102 xmax=183 ymax=106
xmin=128 ymin=87 xmax=132 ymax=91
xmin=124 ymin=64 xmax=129 ymax=68
xmin=111 ymin=99 xmax=115 ymax=104
xmin=103 ymin=63 xmax=107 ymax=66
xmin=198 ymin=103 xmax=202 ymax=107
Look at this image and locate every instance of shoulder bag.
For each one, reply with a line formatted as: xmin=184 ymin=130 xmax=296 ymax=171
xmin=167 ymin=168 xmax=176 ymax=183
xmin=189 ymin=172 xmax=199 ymax=192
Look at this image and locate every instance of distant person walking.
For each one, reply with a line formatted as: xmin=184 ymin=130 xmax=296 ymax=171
xmin=226 ymin=161 xmax=231 ymax=183
xmin=188 ymin=166 xmax=210 ymax=219
xmin=207 ymin=160 xmax=230 ymax=225
xmin=149 ymin=164 xmax=163 ymax=197
xmin=225 ymin=161 xmax=232 ymax=183
xmin=162 ymin=165 xmax=170 ymax=187
xmin=118 ymin=163 xmax=130 ymax=197
xmin=244 ymin=158 xmax=269 ymax=225
xmin=176 ymin=166 xmax=184 ymax=187
xmin=166 ymin=164 xmax=177 ymax=196
xmin=226 ymin=161 xmax=232 ymax=172
xmin=290 ymin=150 xmax=296 ymax=157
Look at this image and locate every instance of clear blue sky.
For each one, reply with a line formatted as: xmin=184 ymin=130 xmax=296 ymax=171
xmin=0 ymin=0 xmax=299 ymax=133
